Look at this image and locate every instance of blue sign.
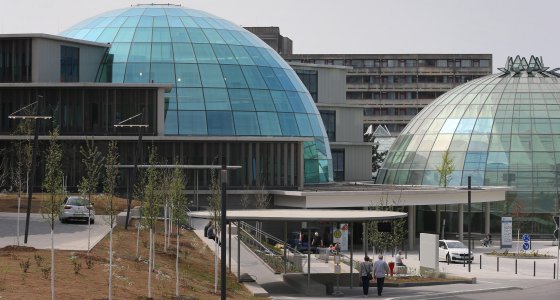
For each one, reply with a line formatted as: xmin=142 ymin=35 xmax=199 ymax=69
xmin=522 ymin=234 xmax=530 ymax=243
xmin=522 ymin=242 xmax=530 ymax=251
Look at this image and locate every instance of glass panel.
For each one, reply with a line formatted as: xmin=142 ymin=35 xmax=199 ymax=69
xmin=229 ymin=89 xmax=254 ymax=111
xmin=124 ymin=63 xmax=150 ymax=83
xmin=440 ymin=118 xmax=460 ymax=133
xmin=278 ymin=113 xmax=300 ymax=136
xmin=203 ymin=28 xmax=226 ymax=44
xmin=153 ymin=16 xmax=169 ymax=27
xmin=207 ymin=111 xmax=235 ymax=135
xmin=152 ymin=27 xmax=171 ymax=42
xmin=233 ymin=112 xmax=260 ymax=135
xmin=170 ymin=27 xmax=190 ymax=42
xmin=221 ymin=65 xmax=248 ymax=88
xmin=294 ymin=114 xmax=313 ymax=136
xmin=257 ymin=112 xmax=282 ymax=136
xmin=167 ymin=16 xmax=185 ymax=28
xmin=245 ymin=46 xmax=269 ymax=66
xmin=198 ymin=64 xmax=226 ymax=87
xmin=113 ymin=27 xmax=135 ymax=42
xmin=271 ymin=90 xmax=293 ymax=112
xmin=308 ymin=114 xmax=326 ymax=137
xmin=203 ymin=88 xmax=230 ymax=110
xmin=273 ymin=68 xmax=296 ymax=91
xmin=251 ymin=89 xmax=275 ymax=111
xmin=286 ymin=92 xmax=306 ymax=113
xmin=151 ymin=43 xmax=174 ymax=62
xmin=241 ymin=66 xmax=267 ymax=89
xmin=177 ymin=88 xmax=204 ymax=110
xmin=132 ymin=27 xmax=152 ymax=42
xmin=164 ymin=110 xmax=178 ymax=135
xmin=258 ymin=67 xmax=283 ymax=89
xmin=172 ymin=43 xmax=196 ymax=63
xmin=180 ymin=16 xmax=199 ymax=28
xmin=216 ymin=29 xmax=241 ymax=45
xmin=138 ymin=16 xmax=154 ymax=27
xmin=229 ymin=45 xmax=254 ymax=65
xmin=175 ymin=64 xmax=201 ymax=87
xmin=150 ymin=63 xmax=175 ymax=83
xmin=211 ymin=44 xmax=237 ymax=64
xmin=186 ymin=28 xmax=208 ymax=43
xmin=456 ymin=118 xmax=476 ymax=133
xmin=97 ymin=28 xmax=119 ymax=43
xmin=193 ymin=43 xmax=217 ymax=63
xmin=128 ymin=43 xmax=151 ymax=62
xmin=109 ymin=43 xmax=130 ymax=62
xmin=178 ymin=111 xmax=207 ymax=135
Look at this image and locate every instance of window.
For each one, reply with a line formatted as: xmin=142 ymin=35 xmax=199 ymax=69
xmin=0 ymin=38 xmax=32 ymax=82
xmin=294 ymin=69 xmax=318 ymax=102
xmin=60 ymin=45 xmax=79 ymax=82
xmin=332 ymin=149 xmax=345 ymax=181
xmin=480 ymin=60 xmax=490 ymax=67
xmin=320 ymin=110 xmax=336 ymax=141
xmin=461 ymin=60 xmax=472 ymax=67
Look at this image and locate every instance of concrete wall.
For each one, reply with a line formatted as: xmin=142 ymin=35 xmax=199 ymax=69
xmin=317 ymin=67 xmax=347 ymax=105
xmin=331 ymin=144 xmax=371 ymax=181
xmin=32 ymin=37 xmax=106 ymax=83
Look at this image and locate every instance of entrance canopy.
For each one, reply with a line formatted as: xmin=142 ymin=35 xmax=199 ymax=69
xmin=189 ymin=209 xmax=407 ymax=221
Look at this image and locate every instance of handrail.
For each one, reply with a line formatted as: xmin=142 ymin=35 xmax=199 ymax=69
xmin=239 ymin=221 xmax=304 ymax=256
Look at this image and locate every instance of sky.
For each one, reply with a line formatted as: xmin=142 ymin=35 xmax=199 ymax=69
xmin=0 ymin=0 xmax=557 ymax=69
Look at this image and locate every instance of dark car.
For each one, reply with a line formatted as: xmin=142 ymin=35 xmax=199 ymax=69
xmin=288 ymin=228 xmax=319 ymax=253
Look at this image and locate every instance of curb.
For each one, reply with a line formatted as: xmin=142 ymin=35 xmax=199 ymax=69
xmin=391 ymin=286 xmax=522 ymax=299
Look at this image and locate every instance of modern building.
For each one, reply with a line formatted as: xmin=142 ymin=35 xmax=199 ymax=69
xmin=283 ymin=54 xmax=493 ymax=136
xmin=244 ymin=27 xmax=292 ymax=55
xmin=0 ymin=4 xmax=336 ymax=194
xmin=379 ymin=56 xmax=560 ymax=234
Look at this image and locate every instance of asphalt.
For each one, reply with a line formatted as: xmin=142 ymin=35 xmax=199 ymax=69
xmin=0 ymin=212 xmax=112 ymax=251
xmin=190 ymin=218 xmax=560 ymax=299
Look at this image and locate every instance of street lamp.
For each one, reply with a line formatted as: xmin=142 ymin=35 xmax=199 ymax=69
xmin=9 ymin=95 xmax=52 ymax=244
xmin=114 ymin=112 xmax=148 ymax=230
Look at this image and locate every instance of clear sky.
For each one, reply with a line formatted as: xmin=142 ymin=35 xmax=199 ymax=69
xmin=1 ymin=0 xmax=557 ymax=69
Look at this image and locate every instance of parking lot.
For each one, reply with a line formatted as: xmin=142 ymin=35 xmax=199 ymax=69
xmin=0 ymin=212 xmax=111 ymax=250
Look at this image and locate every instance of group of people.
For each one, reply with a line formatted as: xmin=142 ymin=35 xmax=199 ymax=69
xmin=360 ymin=250 xmax=406 ymax=297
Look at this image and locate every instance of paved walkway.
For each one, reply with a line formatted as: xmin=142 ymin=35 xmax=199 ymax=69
xmin=191 ymin=217 xmax=560 ymax=299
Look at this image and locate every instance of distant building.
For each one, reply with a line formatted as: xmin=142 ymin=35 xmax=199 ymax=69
xmin=244 ymin=27 xmax=293 ymax=55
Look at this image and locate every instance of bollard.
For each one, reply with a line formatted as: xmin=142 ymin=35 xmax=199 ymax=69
xmin=534 ymin=261 xmax=536 ymax=277
xmin=463 ymin=256 xmax=465 ymax=267
xmin=497 ymin=257 xmax=499 ymax=272
xmin=405 ymin=249 xmax=407 ymax=259
xmin=479 ymin=255 xmax=482 ymax=269
xmin=515 ymin=259 xmax=517 ymax=274
xmin=554 ymin=263 xmax=556 ymax=279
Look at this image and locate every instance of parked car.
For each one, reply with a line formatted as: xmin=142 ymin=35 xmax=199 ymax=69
xmin=438 ymin=239 xmax=473 ymax=263
xmin=59 ymin=196 xmax=95 ymax=224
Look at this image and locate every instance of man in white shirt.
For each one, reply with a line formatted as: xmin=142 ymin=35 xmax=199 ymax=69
xmin=395 ymin=250 xmax=405 ymax=266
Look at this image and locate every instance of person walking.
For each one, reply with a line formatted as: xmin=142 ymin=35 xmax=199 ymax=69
xmin=360 ymin=255 xmax=373 ymax=297
xmin=372 ymin=254 xmax=390 ymax=296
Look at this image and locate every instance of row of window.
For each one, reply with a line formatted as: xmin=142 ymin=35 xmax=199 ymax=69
xmin=286 ymin=58 xmax=491 ymax=69
xmin=347 ymin=91 xmax=446 ymax=100
xmin=0 ymin=38 xmax=32 ymax=82
xmin=364 ymin=107 xmax=419 ymax=116
xmin=346 ymin=75 xmax=483 ymax=85
xmin=164 ymin=110 xmax=325 ymax=137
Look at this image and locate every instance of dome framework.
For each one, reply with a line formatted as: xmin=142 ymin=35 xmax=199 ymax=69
xmin=379 ymin=56 xmax=560 ymax=233
xmin=61 ymin=4 xmax=332 ymax=183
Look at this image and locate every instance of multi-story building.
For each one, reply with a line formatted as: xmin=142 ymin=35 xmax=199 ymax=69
xmin=283 ymin=54 xmax=493 ymax=135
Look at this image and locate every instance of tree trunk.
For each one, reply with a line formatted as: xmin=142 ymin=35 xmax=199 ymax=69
xmin=17 ymin=192 xmax=21 ymax=246
xmin=148 ymin=228 xmax=153 ymax=298
xmin=164 ymin=203 xmax=168 ymax=252
xmin=50 ymin=227 xmax=55 ymax=300
xmin=175 ymin=222 xmax=180 ymax=297
xmin=136 ymin=221 xmax=140 ymax=258
xmin=109 ymin=227 xmax=113 ymax=300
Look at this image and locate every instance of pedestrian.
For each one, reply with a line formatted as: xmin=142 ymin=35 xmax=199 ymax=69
xmin=204 ymin=220 xmax=212 ymax=237
xmin=395 ymin=250 xmax=405 ymax=266
xmin=360 ymin=255 xmax=373 ymax=297
xmin=373 ymin=254 xmax=389 ymax=296
xmin=311 ymin=231 xmax=322 ymax=253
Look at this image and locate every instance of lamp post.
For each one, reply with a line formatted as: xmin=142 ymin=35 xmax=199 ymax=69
xmin=114 ymin=112 xmax=148 ymax=230
xmin=220 ymin=158 xmax=227 ymax=300
xmin=9 ymin=95 xmax=52 ymax=244
xmin=468 ymin=176 xmax=472 ymax=272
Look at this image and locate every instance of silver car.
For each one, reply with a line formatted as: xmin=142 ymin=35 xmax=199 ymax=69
xmin=438 ymin=239 xmax=473 ymax=263
xmin=59 ymin=196 xmax=95 ymax=224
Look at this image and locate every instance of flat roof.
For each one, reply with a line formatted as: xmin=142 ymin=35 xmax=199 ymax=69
xmin=189 ymin=209 xmax=407 ymax=221
xmin=0 ymin=82 xmax=173 ymax=90
xmin=0 ymin=33 xmax=110 ymax=48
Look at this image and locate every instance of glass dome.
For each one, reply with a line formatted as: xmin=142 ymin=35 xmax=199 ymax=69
xmin=60 ymin=4 xmax=332 ymax=183
xmin=379 ymin=56 xmax=560 ymax=228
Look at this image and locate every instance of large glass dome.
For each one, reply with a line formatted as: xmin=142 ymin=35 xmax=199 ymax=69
xmin=379 ymin=56 xmax=560 ymax=230
xmin=60 ymin=4 xmax=332 ymax=183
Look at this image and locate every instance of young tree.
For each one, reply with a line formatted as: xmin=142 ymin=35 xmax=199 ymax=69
xmin=10 ymin=117 xmax=33 ymax=246
xmin=367 ymin=193 xmax=407 ymax=255
xmin=207 ymin=167 xmax=221 ymax=294
xmin=41 ymin=128 xmax=64 ymax=300
xmin=143 ymin=145 xmax=161 ymax=299
xmin=169 ymin=161 xmax=187 ymax=297
xmin=369 ymin=135 xmax=388 ymax=179
xmin=436 ymin=150 xmax=455 ymax=188
xmin=133 ymin=169 xmax=146 ymax=258
xmin=102 ymin=141 xmax=119 ymax=300
xmin=77 ymin=138 xmax=104 ymax=255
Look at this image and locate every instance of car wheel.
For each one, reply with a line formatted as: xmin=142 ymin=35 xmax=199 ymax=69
xmin=90 ymin=219 xmax=95 ymax=224
xmin=446 ymin=253 xmax=451 ymax=264
xmin=60 ymin=218 xmax=66 ymax=224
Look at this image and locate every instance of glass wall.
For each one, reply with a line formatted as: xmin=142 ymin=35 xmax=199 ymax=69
xmin=295 ymin=69 xmax=318 ymax=102
xmin=60 ymin=46 xmax=80 ymax=82
xmin=0 ymin=38 xmax=32 ymax=82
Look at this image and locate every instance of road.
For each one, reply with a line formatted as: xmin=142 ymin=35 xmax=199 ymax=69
xmin=0 ymin=212 xmax=112 ymax=250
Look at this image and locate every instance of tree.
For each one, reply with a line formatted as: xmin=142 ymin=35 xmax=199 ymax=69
xmin=41 ymin=128 xmax=64 ymax=300
xmin=133 ymin=169 xmax=146 ymax=258
xmin=436 ymin=150 xmax=455 ymax=188
xmin=101 ymin=141 xmax=119 ymax=300
xmin=77 ymin=138 xmax=104 ymax=255
xmin=143 ymin=145 xmax=161 ymax=299
xmin=169 ymin=161 xmax=187 ymax=297
xmin=10 ymin=116 xmax=34 ymax=246
xmin=366 ymin=193 xmax=407 ymax=255
xmin=370 ymin=135 xmax=388 ymax=178
xmin=207 ymin=167 xmax=221 ymax=294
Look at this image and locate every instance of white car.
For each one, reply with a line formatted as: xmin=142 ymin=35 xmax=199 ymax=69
xmin=59 ymin=196 xmax=95 ymax=224
xmin=438 ymin=240 xmax=473 ymax=263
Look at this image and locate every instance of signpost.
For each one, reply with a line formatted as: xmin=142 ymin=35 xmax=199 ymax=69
xmin=332 ymin=254 xmax=343 ymax=297
xmin=501 ymin=217 xmax=513 ymax=249
xmin=522 ymin=234 xmax=531 ymax=251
